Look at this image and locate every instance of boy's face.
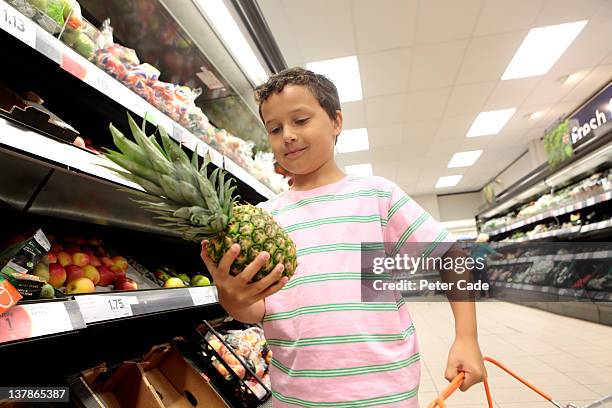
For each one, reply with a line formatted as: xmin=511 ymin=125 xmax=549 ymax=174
xmin=261 ymin=85 xmax=342 ymax=176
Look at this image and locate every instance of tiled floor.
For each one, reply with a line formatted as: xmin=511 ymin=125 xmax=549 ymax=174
xmin=410 ymin=300 xmax=612 ymax=408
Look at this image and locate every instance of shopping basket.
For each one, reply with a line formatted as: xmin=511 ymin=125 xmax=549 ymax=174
xmin=428 ymin=356 xmax=612 ymax=408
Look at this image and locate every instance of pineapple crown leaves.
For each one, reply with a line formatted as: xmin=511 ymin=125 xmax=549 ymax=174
xmin=102 ymin=113 xmax=240 ymax=237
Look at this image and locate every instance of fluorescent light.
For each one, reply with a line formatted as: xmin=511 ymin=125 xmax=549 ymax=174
xmin=436 ymin=175 xmax=463 ymax=188
xmin=467 ymin=108 xmax=516 ymax=137
xmin=345 ymin=163 xmax=372 ymax=176
xmin=502 ymin=20 xmax=587 ymax=80
xmin=196 ymin=0 xmax=268 ymax=86
xmin=336 ymin=128 xmax=369 ymax=153
xmin=306 ymin=56 xmax=363 ymax=102
xmin=448 ymin=150 xmax=483 ymax=168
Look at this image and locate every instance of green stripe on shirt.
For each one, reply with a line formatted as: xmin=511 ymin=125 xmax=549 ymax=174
xmin=391 ymin=212 xmax=429 ymax=256
xmin=271 ymin=352 xmax=420 ymax=378
xmin=264 ymin=300 xmax=405 ymax=322
xmin=270 ymin=189 xmax=392 ymax=215
xmin=272 ymin=387 xmax=418 ymax=408
xmin=386 ymin=195 xmax=411 ymax=224
xmin=297 ymin=242 xmax=385 ymax=257
xmin=422 ymin=229 xmax=451 ymax=258
xmin=267 ymin=324 xmax=415 ymax=348
xmin=284 ymin=215 xmax=382 ymax=233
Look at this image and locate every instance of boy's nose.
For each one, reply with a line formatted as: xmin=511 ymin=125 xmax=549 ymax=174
xmin=283 ymin=129 xmax=298 ymax=142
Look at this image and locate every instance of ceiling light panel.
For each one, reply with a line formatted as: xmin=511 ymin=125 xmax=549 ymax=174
xmin=501 ymin=20 xmax=588 ymax=80
xmin=336 ymin=128 xmax=369 ymax=153
xmin=436 ymin=175 xmax=463 ymax=188
xmin=467 ymin=108 xmax=516 ymax=137
xmin=307 ymin=56 xmax=363 ymax=103
xmin=448 ymin=150 xmax=483 ymax=168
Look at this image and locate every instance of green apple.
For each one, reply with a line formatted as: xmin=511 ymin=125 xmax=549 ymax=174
xmin=177 ymin=273 xmax=190 ymax=285
xmin=164 ymin=277 xmax=185 ymax=288
xmin=191 ymin=275 xmax=211 ymax=286
xmin=40 ymin=283 xmax=55 ymax=299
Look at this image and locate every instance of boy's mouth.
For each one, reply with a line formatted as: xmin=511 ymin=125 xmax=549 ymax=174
xmin=285 ymin=146 xmax=308 ymax=158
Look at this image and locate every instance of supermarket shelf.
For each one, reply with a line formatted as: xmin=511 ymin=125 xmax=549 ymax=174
xmin=0 ymin=286 xmax=219 ymax=347
xmin=483 ymin=191 xmax=612 ymax=236
xmin=491 ymin=281 xmax=612 ymax=301
xmin=496 ymin=220 xmax=612 ymax=244
xmin=489 ymin=250 xmax=612 ymax=266
xmin=0 ymin=0 xmax=276 ymax=201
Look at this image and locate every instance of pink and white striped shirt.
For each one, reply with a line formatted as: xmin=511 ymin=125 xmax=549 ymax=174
xmin=258 ymin=175 xmax=454 ymax=407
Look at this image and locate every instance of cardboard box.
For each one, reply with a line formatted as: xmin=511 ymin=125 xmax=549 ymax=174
xmin=70 ymin=344 xmax=229 ymax=408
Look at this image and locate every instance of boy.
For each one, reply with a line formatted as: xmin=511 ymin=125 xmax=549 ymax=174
xmin=201 ymin=67 xmax=486 ymax=407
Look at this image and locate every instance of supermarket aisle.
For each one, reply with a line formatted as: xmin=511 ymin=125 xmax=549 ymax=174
xmin=410 ymin=300 xmax=612 ymax=408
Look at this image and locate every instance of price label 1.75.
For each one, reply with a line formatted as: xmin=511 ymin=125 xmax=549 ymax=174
xmin=76 ymin=295 xmax=134 ymax=323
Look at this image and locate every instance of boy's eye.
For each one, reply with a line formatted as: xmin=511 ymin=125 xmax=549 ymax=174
xmin=295 ymin=118 xmax=309 ymax=125
xmin=269 ymin=127 xmax=280 ymax=134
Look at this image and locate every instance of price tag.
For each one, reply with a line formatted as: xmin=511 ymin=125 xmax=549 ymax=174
xmin=60 ymin=51 xmax=87 ymax=80
xmin=0 ymin=1 xmax=36 ymax=48
xmin=0 ymin=302 xmax=73 ymax=343
xmin=189 ymin=286 xmax=218 ymax=306
xmin=76 ymin=295 xmax=134 ymax=323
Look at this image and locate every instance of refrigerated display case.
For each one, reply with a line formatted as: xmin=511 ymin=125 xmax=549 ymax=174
xmin=0 ymin=1 xmax=283 ymax=404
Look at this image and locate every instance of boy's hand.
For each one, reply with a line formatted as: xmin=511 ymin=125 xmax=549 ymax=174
xmin=200 ymin=241 xmax=288 ymax=315
xmin=444 ymin=336 xmax=487 ymax=391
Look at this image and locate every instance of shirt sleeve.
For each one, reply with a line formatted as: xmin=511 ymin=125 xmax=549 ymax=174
xmin=383 ymin=182 xmax=455 ymax=258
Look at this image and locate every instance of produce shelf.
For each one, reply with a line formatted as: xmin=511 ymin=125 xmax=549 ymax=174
xmin=0 ymin=286 xmax=219 ymax=347
xmin=0 ymin=0 xmax=275 ymax=201
xmin=489 ymin=250 xmax=612 ymax=266
xmin=483 ymin=191 xmax=612 ymax=236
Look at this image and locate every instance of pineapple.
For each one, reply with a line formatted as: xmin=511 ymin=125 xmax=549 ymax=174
xmin=101 ymin=114 xmax=297 ymax=282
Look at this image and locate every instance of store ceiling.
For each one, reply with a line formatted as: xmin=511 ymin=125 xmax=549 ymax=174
xmin=257 ymin=0 xmax=612 ymax=196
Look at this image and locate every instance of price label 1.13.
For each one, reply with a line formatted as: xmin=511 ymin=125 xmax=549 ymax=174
xmin=0 ymin=1 xmax=36 ymax=48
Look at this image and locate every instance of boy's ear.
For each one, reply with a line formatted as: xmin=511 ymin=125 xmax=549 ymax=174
xmin=334 ymin=110 xmax=343 ymax=138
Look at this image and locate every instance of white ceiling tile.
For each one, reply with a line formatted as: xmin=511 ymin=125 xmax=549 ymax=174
xmin=456 ymin=31 xmax=525 ymax=84
xmin=524 ymin=74 xmax=577 ymax=105
xmin=359 ymin=49 xmax=411 ymax=98
xmin=533 ymin=0 xmax=604 ymax=26
xmin=405 ymin=88 xmax=453 ymax=121
xmin=404 ymin=121 xmax=439 ymax=144
xmin=372 ymin=160 xmax=400 ymax=181
xmin=280 ymin=0 xmax=356 ymax=62
xmin=341 ymin=100 xmax=367 ymax=130
xmin=548 ymin=3 xmax=612 ymax=75
xmin=364 ymin=94 xmax=408 ymax=126
xmin=562 ymin=65 xmax=612 ymax=104
xmin=257 ymin=0 xmax=305 ymax=66
xmin=414 ymin=0 xmax=483 ymax=44
xmin=444 ymin=82 xmax=496 ymax=116
xmin=603 ymin=52 xmax=612 ymax=65
xmin=502 ymin=103 xmax=553 ymax=132
xmin=368 ymin=124 xmax=404 ymax=148
xmin=435 ymin=115 xmax=475 ymax=140
xmin=351 ymin=0 xmax=417 ymax=53
xmin=474 ymin=0 xmax=546 ymax=36
xmin=409 ymin=40 xmax=469 ymax=89
xmin=484 ymin=77 xmax=542 ymax=110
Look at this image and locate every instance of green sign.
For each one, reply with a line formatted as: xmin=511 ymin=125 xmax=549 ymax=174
xmin=543 ymin=119 xmax=573 ymax=168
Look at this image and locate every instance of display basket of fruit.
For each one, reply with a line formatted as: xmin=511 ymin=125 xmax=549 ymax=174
xmin=183 ymin=319 xmax=272 ymax=408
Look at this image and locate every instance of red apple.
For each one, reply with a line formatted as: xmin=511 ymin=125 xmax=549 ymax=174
xmin=89 ymin=255 xmax=101 ymax=267
xmin=112 ymin=269 xmax=126 ymax=281
xmin=114 ymin=278 xmax=137 ymax=291
xmin=64 ymin=244 xmax=81 ymax=255
xmin=65 ymin=265 xmax=84 ymax=283
xmin=83 ymin=265 xmax=100 ymax=285
xmin=48 ymin=264 xmax=66 ymax=288
xmin=97 ymin=266 xmax=115 ymax=286
xmin=50 ymin=242 xmax=63 ymax=253
xmin=112 ymin=256 xmax=128 ymax=272
xmin=72 ymin=252 xmax=90 ymax=267
xmin=65 ymin=277 xmax=95 ymax=294
xmin=57 ymin=251 xmax=72 ymax=267
xmin=47 ymin=252 xmax=57 ymax=264
xmin=101 ymin=257 xmax=114 ymax=268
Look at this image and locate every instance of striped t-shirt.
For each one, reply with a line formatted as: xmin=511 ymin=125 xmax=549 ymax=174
xmin=258 ymin=175 xmax=454 ymax=408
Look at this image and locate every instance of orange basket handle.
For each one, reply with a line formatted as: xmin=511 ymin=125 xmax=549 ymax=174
xmin=427 ymin=356 xmax=558 ymax=408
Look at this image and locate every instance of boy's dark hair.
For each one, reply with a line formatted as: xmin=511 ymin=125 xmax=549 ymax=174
xmin=254 ymin=67 xmax=341 ymax=122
